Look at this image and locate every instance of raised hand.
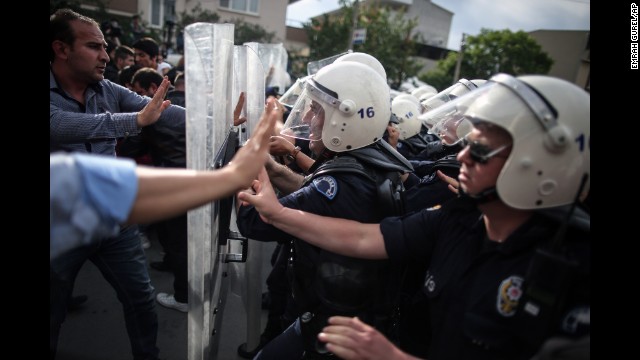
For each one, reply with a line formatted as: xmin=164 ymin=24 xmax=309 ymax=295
xmin=234 ymin=92 xmax=247 ymax=126
xmin=136 ymin=76 xmax=172 ymax=127
xmin=227 ymin=98 xmax=280 ymax=189
xmin=236 ymin=167 xmax=282 ymax=224
xmin=269 ymin=135 xmax=296 ymax=157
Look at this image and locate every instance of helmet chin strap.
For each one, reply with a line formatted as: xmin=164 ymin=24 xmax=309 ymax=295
xmin=458 ymin=186 xmax=500 ymax=205
xmin=308 ymin=147 xmax=336 ymax=173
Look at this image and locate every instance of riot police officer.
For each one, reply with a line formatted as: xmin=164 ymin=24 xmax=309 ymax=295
xmin=237 ymin=53 xmax=413 ymax=359
xmin=239 ymin=73 xmax=591 ymax=360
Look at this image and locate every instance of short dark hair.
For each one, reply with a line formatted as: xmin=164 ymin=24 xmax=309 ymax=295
xmin=131 ymin=67 xmax=164 ymax=90
xmin=118 ymin=64 xmax=142 ymax=87
xmin=114 ymin=45 xmax=135 ymax=61
xmin=50 ymin=8 xmax=99 ymax=63
xmin=132 ymin=37 xmax=159 ymax=59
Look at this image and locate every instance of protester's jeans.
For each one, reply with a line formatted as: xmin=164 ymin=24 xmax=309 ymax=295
xmin=255 ymin=318 xmax=305 ymax=360
xmin=50 ymin=225 xmax=159 ymax=360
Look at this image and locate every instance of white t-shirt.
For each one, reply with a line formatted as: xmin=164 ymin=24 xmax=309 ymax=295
xmin=157 ymin=61 xmax=173 ymax=75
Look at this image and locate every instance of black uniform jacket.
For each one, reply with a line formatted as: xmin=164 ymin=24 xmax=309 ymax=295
xmin=380 ymin=198 xmax=590 ymax=360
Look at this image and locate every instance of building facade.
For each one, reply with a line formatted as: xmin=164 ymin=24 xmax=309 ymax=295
xmin=79 ymin=0 xmax=297 ymax=52
xmin=528 ymin=30 xmax=590 ymax=92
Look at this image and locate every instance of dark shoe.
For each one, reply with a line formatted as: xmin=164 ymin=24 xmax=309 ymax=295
xmin=67 ymin=295 xmax=88 ymax=312
xmin=150 ymin=261 xmax=171 ymax=272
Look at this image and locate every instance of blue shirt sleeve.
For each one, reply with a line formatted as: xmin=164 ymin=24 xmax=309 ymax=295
xmin=50 ymin=153 xmax=138 ymax=260
xmin=74 ymin=153 xmax=138 ymax=223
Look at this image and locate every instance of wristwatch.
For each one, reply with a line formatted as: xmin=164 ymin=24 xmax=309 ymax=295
xmin=286 ymin=146 xmax=301 ymax=162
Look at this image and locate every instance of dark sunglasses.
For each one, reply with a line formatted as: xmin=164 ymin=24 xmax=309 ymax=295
xmin=462 ymin=134 xmax=510 ymax=164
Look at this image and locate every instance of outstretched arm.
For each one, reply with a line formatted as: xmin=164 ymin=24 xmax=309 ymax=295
xmin=127 ymin=98 xmax=280 ymax=223
xmin=318 ymin=316 xmax=423 ymax=360
xmin=237 ymin=167 xmax=388 ymax=259
xmin=264 ymin=156 xmax=305 ymax=195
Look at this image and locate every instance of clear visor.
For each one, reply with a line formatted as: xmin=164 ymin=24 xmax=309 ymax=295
xmin=278 ymin=75 xmax=311 ymax=107
xmin=307 ymin=51 xmax=351 ymax=75
xmin=430 ymin=114 xmax=473 ymax=145
xmin=280 ymin=81 xmax=339 ymax=142
xmin=419 ymin=81 xmax=473 ymax=113
xmin=418 ymin=84 xmax=494 ymax=144
xmin=420 ymin=92 xmax=456 ymax=114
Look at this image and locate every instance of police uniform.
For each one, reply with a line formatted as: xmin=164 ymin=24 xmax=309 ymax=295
xmin=380 ymin=198 xmax=590 ymax=360
xmin=395 ymin=133 xmax=430 ymax=159
xmin=238 ymin=148 xmax=408 ymax=359
xmin=393 ymin=153 xmax=461 ymax=357
xmin=404 ymin=154 xmax=461 ymax=213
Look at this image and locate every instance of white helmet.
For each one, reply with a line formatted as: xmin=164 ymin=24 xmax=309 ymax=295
xmin=391 ymin=97 xmax=423 ymax=140
xmin=333 ymin=52 xmax=387 ymax=80
xmin=463 ymin=73 xmax=590 ymax=209
xmin=394 ymin=93 xmax=421 ymax=108
xmin=411 ymin=85 xmax=438 ymax=99
xmin=281 ymin=60 xmax=391 ymax=152
xmin=418 ymin=92 xmax=436 ymax=108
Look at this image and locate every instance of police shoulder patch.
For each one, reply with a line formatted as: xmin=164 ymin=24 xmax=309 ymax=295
xmin=496 ymin=275 xmax=524 ymax=317
xmin=312 ymin=176 xmax=338 ymax=200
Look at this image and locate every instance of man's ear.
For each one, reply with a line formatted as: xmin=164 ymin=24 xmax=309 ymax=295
xmin=149 ymin=83 xmax=159 ymax=96
xmin=52 ymin=40 xmax=70 ymax=60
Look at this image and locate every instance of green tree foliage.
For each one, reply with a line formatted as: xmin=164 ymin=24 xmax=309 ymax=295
xmin=303 ymin=0 xmax=422 ymax=88
xmin=421 ymin=28 xmax=553 ymax=89
xmin=232 ymin=18 xmax=276 ymax=45
xmin=176 ymin=4 xmax=220 ymax=31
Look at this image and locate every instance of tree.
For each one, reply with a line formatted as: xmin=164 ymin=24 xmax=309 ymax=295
xmin=176 ymin=3 xmax=220 ymax=31
xmin=303 ymin=0 xmax=422 ymax=88
xmin=232 ymin=18 xmax=276 ymax=45
xmin=421 ymin=28 xmax=554 ymax=90
xmin=176 ymin=4 xmax=275 ymax=47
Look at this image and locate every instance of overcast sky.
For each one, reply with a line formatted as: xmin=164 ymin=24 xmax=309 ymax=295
xmin=286 ymin=0 xmax=590 ymax=50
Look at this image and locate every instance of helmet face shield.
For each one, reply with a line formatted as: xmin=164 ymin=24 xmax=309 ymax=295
xmin=418 ymin=84 xmax=494 ymax=143
xmin=278 ymin=75 xmax=311 ymax=108
xmin=280 ymin=81 xmax=338 ymax=144
xmin=420 ymin=79 xmax=480 ymax=114
xmin=420 ymin=91 xmax=455 ymax=113
xmin=431 ymin=114 xmax=473 ymax=145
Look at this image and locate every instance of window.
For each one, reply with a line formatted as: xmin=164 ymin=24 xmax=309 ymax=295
xmin=150 ymin=0 xmax=176 ymax=28
xmin=219 ymin=0 xmax=259 ymax=15
xmin=151 ymin=0 xmax=161 ymax=27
